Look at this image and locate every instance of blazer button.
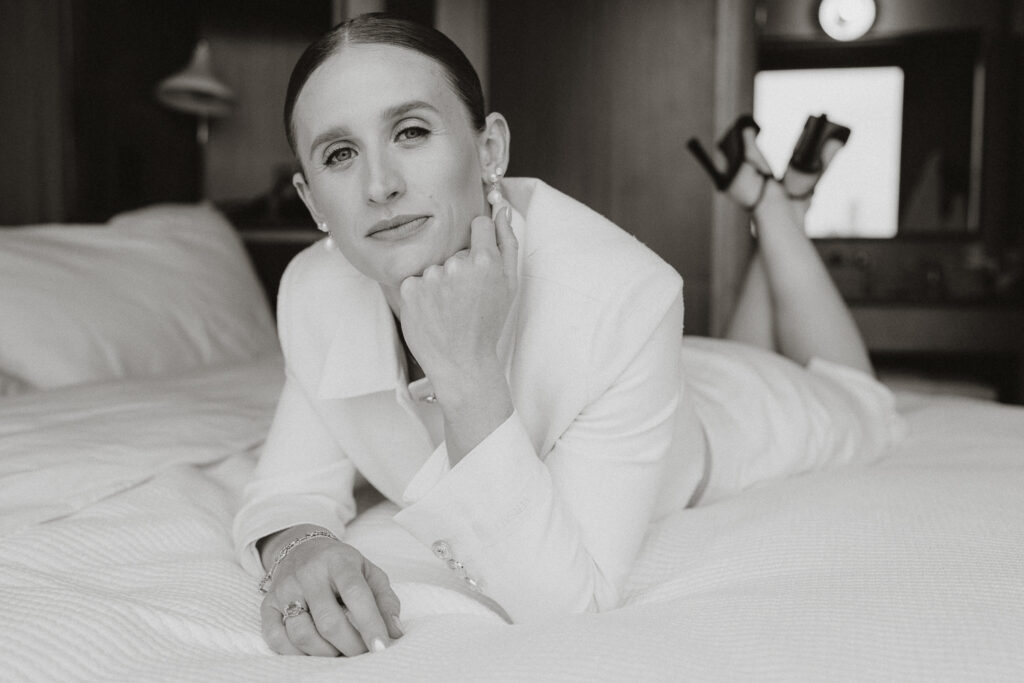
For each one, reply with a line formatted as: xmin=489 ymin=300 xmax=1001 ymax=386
xmin=431 ymin=540 xmax=452 ymax=561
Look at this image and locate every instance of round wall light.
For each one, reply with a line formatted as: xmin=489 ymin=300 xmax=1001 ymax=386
xmin=818 ymin=0 xmax=877 ymax=41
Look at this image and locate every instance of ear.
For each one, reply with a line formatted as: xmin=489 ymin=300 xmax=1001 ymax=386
xmin=292 ymin=171 xmax=323 ymax=225
xmin=477 ymin=112 xmax=511 ymax=178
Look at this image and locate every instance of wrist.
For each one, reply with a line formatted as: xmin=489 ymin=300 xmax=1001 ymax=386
xmin=432 ymin=363 xmax=514 ymax=466
xmin=258 ymin=524 xmax=329 ymax=571
xmin=428 ymin=356 xmax=507 ymax=407
xmin=258 ymin=526 xmax=339 ymax=594
xmin=441 ymin=383 xmax=513 ymax=425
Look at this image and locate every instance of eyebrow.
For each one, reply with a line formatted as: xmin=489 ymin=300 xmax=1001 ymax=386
xmin=307 ymin=100 xmax=441 ymax=158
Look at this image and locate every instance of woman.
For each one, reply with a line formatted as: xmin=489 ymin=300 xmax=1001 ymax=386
xmin=232 ymin=13 xmax=902 ymax=657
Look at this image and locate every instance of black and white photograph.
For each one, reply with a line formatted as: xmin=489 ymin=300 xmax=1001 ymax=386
xmin=2 ymin=0 xmax=1022 ymax=680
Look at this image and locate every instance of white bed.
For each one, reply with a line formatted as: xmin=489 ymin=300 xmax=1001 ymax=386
xmin=1 ymin=205 xmax=1022 ymax=681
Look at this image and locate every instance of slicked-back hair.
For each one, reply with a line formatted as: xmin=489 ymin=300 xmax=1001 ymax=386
xmin=284 ymin=12 xmax=486 ymax=157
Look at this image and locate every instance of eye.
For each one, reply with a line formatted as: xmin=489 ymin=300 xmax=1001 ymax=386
xmin=395 ymin=125 xmax=429 ymax=143
xmin=324 ymin=146 xmax=355 ymax=167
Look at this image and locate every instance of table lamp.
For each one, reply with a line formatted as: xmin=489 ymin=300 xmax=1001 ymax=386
xmin=156 ymin=39 xmax=234 ymax=198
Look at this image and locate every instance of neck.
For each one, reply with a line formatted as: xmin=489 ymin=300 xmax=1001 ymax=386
xmin=380 ymin=283 xmax=402 ymax=318
xmin=385 ymin=291 xmax=426 ymax=383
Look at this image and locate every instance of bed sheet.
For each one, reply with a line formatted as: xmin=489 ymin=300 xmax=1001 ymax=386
xmin=1 ymin=358 xmax=1022 ymax=682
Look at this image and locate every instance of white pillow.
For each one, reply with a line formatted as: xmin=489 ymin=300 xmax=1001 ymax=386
xmin=0 ymin=203 xmax=279 ymax=390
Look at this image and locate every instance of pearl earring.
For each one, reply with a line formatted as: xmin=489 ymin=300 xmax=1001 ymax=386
xmin=317 ymin=221 xmax=335 ymax=251
xmin=486 ymin=167 xmax=506 ymax=218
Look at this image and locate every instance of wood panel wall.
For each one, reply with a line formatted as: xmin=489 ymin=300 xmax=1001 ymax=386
xmin=0 ymin=0 xmax=75 ymax=224
xmin=0 ymin=0 xmax=201 ymax=224
xmin=71 ymin=2 xmax=202 ymax=221
xmin=202 ymin=1 xmax=331 ymax=204
xmin=489 ymin=0 xmax=754 ymax=336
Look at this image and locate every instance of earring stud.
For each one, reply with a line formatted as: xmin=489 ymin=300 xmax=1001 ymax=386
xmin=317 ymin=221 xmax=335 ymax=250
xmin=487 ymin=167 xmax=505 ymax=207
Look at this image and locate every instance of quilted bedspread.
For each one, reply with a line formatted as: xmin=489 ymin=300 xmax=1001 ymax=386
xmin=2 ymin=356 xmax=1022 ymax=681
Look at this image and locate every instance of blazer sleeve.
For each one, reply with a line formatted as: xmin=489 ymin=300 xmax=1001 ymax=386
xmin=392 ymin=274 xmax=688 ymax=622
xmin=232 ymin=257 xmax=358 ymax=577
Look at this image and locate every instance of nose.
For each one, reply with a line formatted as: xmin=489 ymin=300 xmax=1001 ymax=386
xmin=366 ymin=148 xmax=404 ymax=205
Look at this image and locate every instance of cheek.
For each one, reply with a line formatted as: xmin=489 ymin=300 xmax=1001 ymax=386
xmin=445 ymin=205 xmax=469 ymax=250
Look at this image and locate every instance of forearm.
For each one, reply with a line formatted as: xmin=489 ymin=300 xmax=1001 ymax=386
xmin=432 ymin=357 xmax=514 ymax=467
xmin=393 ymin=402 xmax=676 ymax=621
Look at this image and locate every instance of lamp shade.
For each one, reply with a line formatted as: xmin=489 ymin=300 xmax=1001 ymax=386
xmin=156 ymin=40 xmax=234 ymax=118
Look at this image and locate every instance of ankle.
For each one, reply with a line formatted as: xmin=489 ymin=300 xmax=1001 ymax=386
xmin=752 ymin=181 xmax=809 ymax=240
xmin=751 ymin=179 xmax=789 ymax=218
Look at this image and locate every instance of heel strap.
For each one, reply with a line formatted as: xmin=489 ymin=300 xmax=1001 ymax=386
xmin=784 ymin=185 xmax=815 ymax=202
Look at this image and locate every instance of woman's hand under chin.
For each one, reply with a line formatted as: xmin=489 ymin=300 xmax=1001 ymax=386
xmin=398 ymin=206 xmax=518 ymax=464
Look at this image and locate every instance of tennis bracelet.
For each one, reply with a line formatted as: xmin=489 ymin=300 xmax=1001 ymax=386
xmin=258 ymin=529 xmax=339 ymax=594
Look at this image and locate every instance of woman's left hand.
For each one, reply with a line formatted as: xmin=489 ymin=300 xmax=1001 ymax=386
xmin=398 ymin=206 xmax=517 ymax=462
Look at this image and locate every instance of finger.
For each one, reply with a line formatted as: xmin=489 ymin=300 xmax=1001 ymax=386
xmin=421 ymin=263 xmax=444 ymax=281
xmin=399 ymin=274 xmax=419 ymax=301
xmin=305 ymin=581 xmax=366 ymax=656
xmin=494 ymin=205 xmax=518 ymax=281
xmin=334 ymin=572 xmax=392 ymax=653
xmin=363 ymin=559 xmax=403 ymax=639
xmin=260 ymin=598 xmax=304 ymax=655
xmin=284 ymin=611 xmax=341 ymax=657
xmin=469 ymin=215 xmax=499 ymax=255
xmin=444 ymin=248 xmax=470 ymax=266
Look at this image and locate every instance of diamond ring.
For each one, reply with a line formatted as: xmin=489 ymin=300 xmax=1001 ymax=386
xmin=282 ymin=600 xmax=309 ymax=621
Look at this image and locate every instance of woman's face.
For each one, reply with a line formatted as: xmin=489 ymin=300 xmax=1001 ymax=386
xmin=290 ymin=43 xmax=489 ymax=288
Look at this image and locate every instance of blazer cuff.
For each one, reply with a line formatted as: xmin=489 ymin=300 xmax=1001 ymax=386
xmin=392 ymin=411 xmax=546 ymax=579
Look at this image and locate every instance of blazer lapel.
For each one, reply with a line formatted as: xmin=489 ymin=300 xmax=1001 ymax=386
xmin=316 ymin=273 xmax=403 ymax=400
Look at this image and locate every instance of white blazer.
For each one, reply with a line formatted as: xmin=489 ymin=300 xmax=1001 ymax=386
xmin=233 ymin=178 xmax=707 ymax=622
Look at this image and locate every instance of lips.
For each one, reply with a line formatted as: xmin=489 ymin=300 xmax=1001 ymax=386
xmin=367 ymin=215 xmax=430 ymax=239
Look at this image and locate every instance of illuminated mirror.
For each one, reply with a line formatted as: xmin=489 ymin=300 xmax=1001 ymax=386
xmin=754 ymin=66 xmax=903 ymax=238
xmin=756 ymin=32 xmax=982 ymax=238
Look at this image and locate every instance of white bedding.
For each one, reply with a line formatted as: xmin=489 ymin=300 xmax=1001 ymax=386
xmin=2 ymin=355 xmax=1023 ymax=682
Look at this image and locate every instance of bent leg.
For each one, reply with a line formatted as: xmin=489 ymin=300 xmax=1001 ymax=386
xmin=750 ymin=180 xmax=873 ymax=375
xmin=718 ymin=129 xmax=872 ymax=375
xmin=723 ymin=253 xmax=775 ymax=352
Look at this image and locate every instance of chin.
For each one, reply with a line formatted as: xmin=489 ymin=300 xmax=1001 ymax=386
xmin=380 ymin=252 xmax=441 ymax=286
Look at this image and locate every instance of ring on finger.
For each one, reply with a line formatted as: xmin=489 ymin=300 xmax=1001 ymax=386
xmin=281 ymin=599 xmax=309 ymax=622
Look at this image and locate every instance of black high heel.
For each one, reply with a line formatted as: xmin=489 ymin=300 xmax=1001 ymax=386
xmin=687 ymin=114 xmax=774 ymax=211
xmin=783 ymin=114 xmax=851 ymax=200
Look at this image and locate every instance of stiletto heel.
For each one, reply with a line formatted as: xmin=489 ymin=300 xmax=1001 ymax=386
xmin=687 ymin=114 xmax=775 ymax=211
xmin=783 ymin=114 xmax=851 ymax=200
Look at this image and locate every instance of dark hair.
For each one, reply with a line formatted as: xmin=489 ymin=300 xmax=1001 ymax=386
xmin=284 ymin=12 xmax=486 ymax=156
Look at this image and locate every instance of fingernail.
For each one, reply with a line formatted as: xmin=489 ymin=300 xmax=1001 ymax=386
xmin=371 ymin=637 xmax=386 ymax=653
xmin=502 ymin=205 xmax=512 ymax=223
xmin=391 ymin=614 xmax=405 ymax=636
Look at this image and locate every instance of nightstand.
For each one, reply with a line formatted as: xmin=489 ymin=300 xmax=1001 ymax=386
xmin=851 ymin=304 xmax=1024 ymax=404
xmin=236 ymin=228 xmax=322 ymax=312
